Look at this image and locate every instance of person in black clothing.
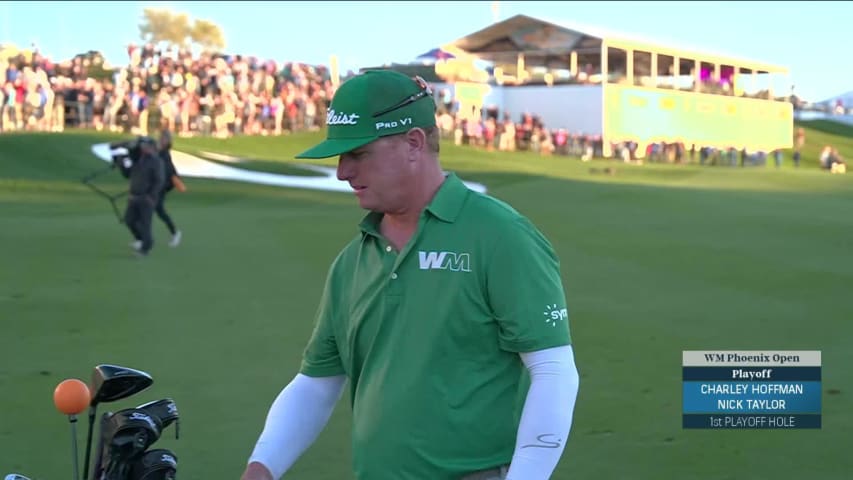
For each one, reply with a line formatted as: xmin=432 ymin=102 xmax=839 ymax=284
xmin=115 ymin=136 xmax=164 ymax=256
xmin=156 ymin=129 xmax=182 ymax=247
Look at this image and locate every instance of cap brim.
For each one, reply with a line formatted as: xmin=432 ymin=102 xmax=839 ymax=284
xmin=294 ymin=137 xmax=377 ymax=159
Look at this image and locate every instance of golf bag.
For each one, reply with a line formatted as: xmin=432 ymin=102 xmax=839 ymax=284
xmin=93 ymin=398 xmax=180 ymax=480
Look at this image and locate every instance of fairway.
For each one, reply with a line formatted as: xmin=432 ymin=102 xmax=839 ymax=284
xmin=1 ymin=122 xmax=852 ymax=479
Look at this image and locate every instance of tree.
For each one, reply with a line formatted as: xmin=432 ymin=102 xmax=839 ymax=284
xmin=139 ymin=8 xmax=190 ymax=47
xmin=138 ymin=8 xmax=226 ymax=53
xmin=74 ymin=50 xmax=114 ymax=81
xmin=190 ymin=19 xmax=225 ymax=52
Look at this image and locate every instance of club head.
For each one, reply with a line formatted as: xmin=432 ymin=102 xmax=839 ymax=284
xmin=90 ymin=364 xmax=154 ymax=407
xmin=5 ymin=474 xmax=32 ymax=480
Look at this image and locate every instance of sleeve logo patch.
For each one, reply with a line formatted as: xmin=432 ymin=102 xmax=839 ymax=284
xmin=543 ymin=304 xmax=568 ymax=327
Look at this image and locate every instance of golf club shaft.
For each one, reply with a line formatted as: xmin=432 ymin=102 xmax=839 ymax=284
xmin=82 ymin=407 xmax=96 ymax=480
xmin=81 ymin=165 xmax=114 ymax=183
xmin=70 ymin=416 xmax=80 ymax=480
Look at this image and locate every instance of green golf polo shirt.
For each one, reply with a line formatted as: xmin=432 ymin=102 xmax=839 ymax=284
xmin=300 ymin=172 xmax=572 ymax=480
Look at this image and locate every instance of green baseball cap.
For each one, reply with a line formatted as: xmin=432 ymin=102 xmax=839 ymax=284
xmin=295 ymin=70 xmax=437 ymax=159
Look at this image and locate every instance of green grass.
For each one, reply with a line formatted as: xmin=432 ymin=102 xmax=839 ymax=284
xmin=1 ymin=121 xmax=852 ymax=479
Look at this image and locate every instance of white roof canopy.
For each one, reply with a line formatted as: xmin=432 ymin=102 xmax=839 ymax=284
xmin=445 ymin=14 xmax=788 ymax=75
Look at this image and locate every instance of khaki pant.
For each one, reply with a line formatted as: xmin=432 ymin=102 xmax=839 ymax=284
xmin=461 ymin=465 xmax=508 ymax=480
xmin=138 ymin=110 xmax=149 ymax=135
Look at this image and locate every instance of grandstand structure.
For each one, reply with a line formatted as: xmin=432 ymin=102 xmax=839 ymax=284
xmin=437 ymin=14 xmax=794 ymax=157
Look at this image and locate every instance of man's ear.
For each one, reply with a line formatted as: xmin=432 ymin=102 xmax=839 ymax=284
xmin=404 ymin=128 xmax=427 ymax=159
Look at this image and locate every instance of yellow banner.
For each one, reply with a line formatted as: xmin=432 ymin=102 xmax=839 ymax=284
xmin=452 ymin=82 xmax=492 ymax=121
xmin=604 ymin=85 xmax=793 ymax=152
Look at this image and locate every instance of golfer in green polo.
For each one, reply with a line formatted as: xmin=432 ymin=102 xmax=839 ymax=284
xmin=242 ymin=70 xmax=579 ymax=480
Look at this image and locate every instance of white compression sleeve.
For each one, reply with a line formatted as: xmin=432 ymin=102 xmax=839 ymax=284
xmin=505 ymin=345 xmax=580 ymax=480
xmin=248 ymin=373 xmax=347 ymax=479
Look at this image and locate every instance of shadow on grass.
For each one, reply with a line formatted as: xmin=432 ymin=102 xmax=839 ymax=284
xmin=796 ymin=119 xmax=853 ymax=138
xmin=2 ymin=130 xmax=851 ymax=204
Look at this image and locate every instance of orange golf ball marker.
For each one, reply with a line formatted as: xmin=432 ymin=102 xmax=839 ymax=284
xmin=54 ymin=378 xmax=91 ymax=415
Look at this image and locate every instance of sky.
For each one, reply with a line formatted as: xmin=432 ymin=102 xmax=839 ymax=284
xmin=0 ymin=1 xmax=850 ymax=103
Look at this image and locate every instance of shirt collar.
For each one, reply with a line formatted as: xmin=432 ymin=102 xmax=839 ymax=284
xmin=425 ymin=172 xmax=469 ymax=223
xmin=358 ymin=172 xmax=470 ymax=235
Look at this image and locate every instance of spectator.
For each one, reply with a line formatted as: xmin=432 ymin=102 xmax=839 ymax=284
xmin=154 ymin=129 xmax=183 ymax=247
xmin=821 ymin=146 xmax=846 ymax=174
xmin=829 ymin=148 xmax=846 ymax=174
xmin=793 ymin=127 xmax=805 ymax=167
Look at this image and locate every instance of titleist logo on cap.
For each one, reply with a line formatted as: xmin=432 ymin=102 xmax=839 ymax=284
xmin=327 ymin=109 xmax=360 ymax=125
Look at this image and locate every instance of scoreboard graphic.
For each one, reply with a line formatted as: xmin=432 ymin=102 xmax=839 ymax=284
xmin=682 ymin=351 xmax=821 ymax=429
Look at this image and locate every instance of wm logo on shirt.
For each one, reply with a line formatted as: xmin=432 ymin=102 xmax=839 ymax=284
xmin=418 ymin=251 xmax=471 ymax=272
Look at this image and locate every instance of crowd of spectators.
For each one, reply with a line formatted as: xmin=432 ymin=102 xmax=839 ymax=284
xmin=1 ymin=43 xmax=336 ymax=138
xmin=436 ymin=104 xmax=603 ymax=160
xmin=0 ymin=43 xmax=837 ymax=171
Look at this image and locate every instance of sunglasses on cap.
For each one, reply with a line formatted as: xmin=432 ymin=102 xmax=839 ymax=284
xmin=372 ymin=76 xmax=433 ymax=118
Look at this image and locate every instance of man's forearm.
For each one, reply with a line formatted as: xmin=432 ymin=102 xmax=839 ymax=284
xmin=246 ymin=373 xmax=346 ymax=479
xmin=506 ymin=345 xmax=580 ymax=480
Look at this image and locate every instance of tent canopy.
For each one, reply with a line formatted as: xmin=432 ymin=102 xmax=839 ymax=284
xmin=444 ymin=14 xmax=788 ymax=75
xmin=444 ymin=14 xmax=600 ymax=69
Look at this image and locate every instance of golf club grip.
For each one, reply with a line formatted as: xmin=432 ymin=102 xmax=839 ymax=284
xmin=82 ymin=407 xmax=96 ymax=480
